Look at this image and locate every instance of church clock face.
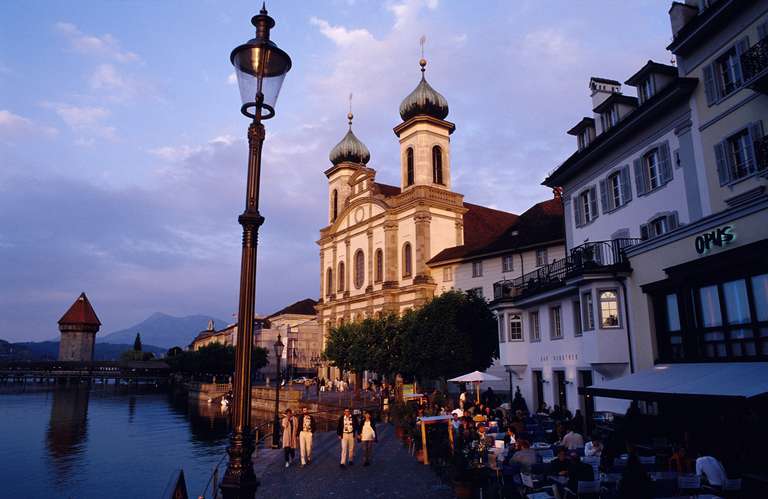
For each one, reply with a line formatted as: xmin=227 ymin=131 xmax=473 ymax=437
xmin=354 ymin=207 xmax=365 ymax=224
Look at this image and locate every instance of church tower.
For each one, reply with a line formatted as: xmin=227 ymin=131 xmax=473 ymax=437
xmin=325 ymin=108 xmax=371 ymax=224
xmin=394 ymin=55 xmax=455 ymax=191
xmin=58 ymin=292 xmax=101 ymax=362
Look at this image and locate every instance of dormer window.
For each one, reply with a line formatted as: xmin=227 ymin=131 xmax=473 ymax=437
xmin=578 ymin=131 xmax=590 ymax=150
xmin=638 ymin=77 xmax=655 ymax=103
xmin=601 ymin=106 xmax=619 ymax=131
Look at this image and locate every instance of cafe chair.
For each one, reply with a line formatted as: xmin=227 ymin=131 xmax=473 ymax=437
xmin=564 ymin=480 xmax=602 ymax=498
xmin=713 ymin=478 xmax=742 ymax=498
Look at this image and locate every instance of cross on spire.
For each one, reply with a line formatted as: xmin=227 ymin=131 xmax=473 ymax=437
xmin=419 ymin=35 xmax=427 ymax=73
xmin=347 ymin=92 xmax=354 ymax=129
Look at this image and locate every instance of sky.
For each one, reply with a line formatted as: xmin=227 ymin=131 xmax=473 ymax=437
xmin=0 ymin=0 xmax=675 ymax=342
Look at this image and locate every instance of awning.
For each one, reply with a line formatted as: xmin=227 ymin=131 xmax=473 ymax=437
xmin=448 ymin=370 xmax=502 ymax=383
xmin=581 ymin=363 xmax=768 ymax=402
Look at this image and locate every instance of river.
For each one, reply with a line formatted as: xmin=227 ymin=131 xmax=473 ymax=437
xmin=0 ymin=384 xmax=241 ymax=499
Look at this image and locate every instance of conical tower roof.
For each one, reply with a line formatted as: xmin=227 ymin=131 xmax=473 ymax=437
xmin=58 ymin=292 xmax=101 ymax=326
xmin=329 ymin=112 xmax=370 ymax=165
xmin=399 ymin=58 xmax=449 ymax=122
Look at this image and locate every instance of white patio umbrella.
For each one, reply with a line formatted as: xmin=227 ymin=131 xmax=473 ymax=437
xmin=448 ymin=370 xmax=502 ymax=404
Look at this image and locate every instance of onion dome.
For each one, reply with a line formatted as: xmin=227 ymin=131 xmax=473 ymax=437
xmin=329 ymin=112 xmax=370 ymax=165
xmin=399 ymin=58 xmax=449 ymax=122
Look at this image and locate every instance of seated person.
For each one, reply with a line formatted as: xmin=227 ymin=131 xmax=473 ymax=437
xmin=567 ymin=452 xmax=595 ymax=492
xmin=695 ymin=453 xmax=727 ymax=488
xmin=550 ymin=446 xmax=570 ymax=476
xmin=503 ymin=426 xmax=517 ymax=448
xmin=584 ymin=435 xmax=603 ymax=457
xmin=560 ymin=425 xmax=585 ymax=450
xmin=508 ymin=439 xmax=538 ymax=469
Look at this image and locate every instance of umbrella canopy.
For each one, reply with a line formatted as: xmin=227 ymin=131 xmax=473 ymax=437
xmin=448 ymin=370 xmax=502 ymax=383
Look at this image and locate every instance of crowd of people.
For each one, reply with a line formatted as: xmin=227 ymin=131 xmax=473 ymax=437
xmin=279 ymin=406 xmax=379 ymax=469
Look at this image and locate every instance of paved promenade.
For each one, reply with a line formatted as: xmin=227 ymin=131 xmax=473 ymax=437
xmin=254 ymin=424 xmax=455 ymax=498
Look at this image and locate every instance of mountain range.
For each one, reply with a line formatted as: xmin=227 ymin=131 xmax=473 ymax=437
xmin=97 ymin=312 xmax=228 ymax=349
xmin=0 ymin=339 xmax=166 ymax=361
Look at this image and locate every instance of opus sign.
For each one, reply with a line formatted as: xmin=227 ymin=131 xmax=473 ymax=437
xmin=695 ymin=224 xmax=735 ymax=255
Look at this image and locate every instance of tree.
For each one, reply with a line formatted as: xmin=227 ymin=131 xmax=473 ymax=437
xmin=322 ymin=291 xmax=498 ymax=384
xmin=165 ymin=343 xmax=269 ymax=380
xmin=133 ymin=333 xmax=142 ymax=352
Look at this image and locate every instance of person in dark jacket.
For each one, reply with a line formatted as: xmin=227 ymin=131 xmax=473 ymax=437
xmin=297 ymin=407 xmax=316 ymax=466
xmin=567 ymin=452 xmax=594 ymax=493
xmin=336 ymin=408 xmax=361 ymax=467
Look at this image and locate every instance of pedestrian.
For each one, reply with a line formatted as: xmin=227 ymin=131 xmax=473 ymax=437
xmin=281 ymin=408 xmax=298 ymax=468
xmin=298 ymin=406 xmax=316 ymax=466
xmin=360 ymin=411 xmax=377 ymax=466
xmin=337 ymin=407 xmax=360 ymax=468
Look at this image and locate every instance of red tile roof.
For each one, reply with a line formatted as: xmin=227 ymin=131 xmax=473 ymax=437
xmin=58 ymin=292 xmax=101 ymax=326
xmin=428 ymin=197 xmax=564 ymax=265
xmin=268 ymin=298 xmax=318 ymax=318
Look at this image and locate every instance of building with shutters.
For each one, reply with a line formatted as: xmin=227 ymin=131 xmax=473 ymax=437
xmin=487 ymin=0 xmax=768 ymax=426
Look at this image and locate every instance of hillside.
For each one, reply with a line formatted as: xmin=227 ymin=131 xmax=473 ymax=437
xmin=98 ymin=312 xmax=228 ymax=349
xmin=0 ymin=340 xmax=165 ymax=361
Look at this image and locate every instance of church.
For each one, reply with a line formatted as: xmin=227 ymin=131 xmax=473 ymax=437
xmin=315 ymin=55 xmax=519 ymax=362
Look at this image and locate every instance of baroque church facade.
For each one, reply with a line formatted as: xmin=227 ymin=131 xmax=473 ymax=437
xmin=316 ymin=57 xmax=518 ymax=351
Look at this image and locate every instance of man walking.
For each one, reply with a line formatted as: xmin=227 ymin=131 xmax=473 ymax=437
xmin=337 ymin=407 xmax=360 ymax=468
xmin=297 ymin=406 xmax=316 ymax=466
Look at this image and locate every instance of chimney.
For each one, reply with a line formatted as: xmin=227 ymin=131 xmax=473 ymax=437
xmin=669 ymin=2 xmax=699 ymax=38
xmin=589 ymin=77 xmax=622 ymax=110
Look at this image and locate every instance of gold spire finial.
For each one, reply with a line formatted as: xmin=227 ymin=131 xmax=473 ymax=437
xmin=347 ymin=92 xmax=354 ymax=128
xmin=419 ymin=35 xmax=427 ymax=72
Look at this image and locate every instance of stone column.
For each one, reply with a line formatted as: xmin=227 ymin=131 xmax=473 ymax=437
xmin=319 ymin=248 xmax=325 ymax=300
xmin=455 ymin=217 xmax=464 ymax=246
xmin=383 ymin=220 xmax=398 ymax=287
xmin=344 ymin=239 xmax=351 ymax=297
xmin=414 ymin=210 xmax=433 ymax=284
xmin=366 ymin=229 xmax=374 ymax=292
xmin=331 ymin=238 xmax=338 ymax=299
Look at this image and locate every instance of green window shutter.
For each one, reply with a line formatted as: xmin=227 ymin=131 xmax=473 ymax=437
xmin=640 ymin=224 xmax=649 ymax=241
xmin=758 ymin=22 xmax=768 ymax=40
xmin=589 ymin=186 xmax=599 ymax=220
xmin=659 ymin=142 xmax=673 ymax=184
xmin=746 ymin=121 xmax=764 ymax=174
xmin=667 ymin=211 xmax=679 ymax=230
xmin=599 ymin=179 xmax=609 ymax=212
xmin=714 ymin=141 xmax=730 ymax=185
xmin=573 ymin=196 xmax=583 ymax=227
xmin=620 ymin=166 xmax=632 ymax=203
xmin=703 ymin=64 xmax=717 ymax=106
xmin=734 ymin=37 xmax=750 ymax=85
xmin=633 ymin=158 xmax=646 ymax=196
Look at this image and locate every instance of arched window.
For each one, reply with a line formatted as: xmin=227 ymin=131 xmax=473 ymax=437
xmin=432 ymin=145 xmax=443 ymax=184
xmin=326 ymin=268 xmax=333 ymax=296
xmin=354 ymin=250 xmax=365 ymax=289
xmin=406 ymin=148 xmax=414 ymax=186
xmin=331 ymin=190 xmax=338 ymax=221
xmin=375 ymin=249 xmax=383 ymax=282
xmin=337 ymin=261 xmax=345 ymax=292
xmin=402 ymin=242 xmax=412 ymax=277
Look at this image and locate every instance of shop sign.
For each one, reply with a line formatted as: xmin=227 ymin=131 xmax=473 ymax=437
xmin=695 ymin=224 xmax=735 ymax=255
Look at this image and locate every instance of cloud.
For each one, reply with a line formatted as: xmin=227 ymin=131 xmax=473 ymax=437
xmin=55 ymin=22 xmax=140 ymax=63
xmin=227 ymin=72 xmax=237 ymax=85
xmin=522 ymin=28 xmax=583 ymax=64
xmin=0 ymin=110 xmax=58 ymax=139
xmin=387 ymin=0 xmax=439 ymax=30
xmin=43 ymin=103 xmax=116 ymax=142
xmin=309 ymin=17 xmax=375 ymax=46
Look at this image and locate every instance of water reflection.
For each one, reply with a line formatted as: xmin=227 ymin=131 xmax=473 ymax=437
xmin=45 ymin=387 xmax=90 ymax=485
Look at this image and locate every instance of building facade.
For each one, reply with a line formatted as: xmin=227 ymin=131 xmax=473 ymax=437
xmin=488 ymin=0 xmax=768 ymax=421
xmin=316 ymin=58 xmax=518 ymax=384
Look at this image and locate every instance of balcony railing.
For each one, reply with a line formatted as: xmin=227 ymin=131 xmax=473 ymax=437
xmin=741 ymin=35 xmax=768 ymax=94
xmin=493 ymin=238 xmax=642 ymax=300
xmin=757 ymin=135 xmax=768 ymax=173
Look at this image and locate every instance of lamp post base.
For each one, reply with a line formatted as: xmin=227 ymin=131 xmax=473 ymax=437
xmin=220 ymin=432 xmax=258 ymax=499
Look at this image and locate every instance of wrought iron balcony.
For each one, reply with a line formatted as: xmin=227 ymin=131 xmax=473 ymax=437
xmin=493 ymin=238 xmax=642 ymax=301
xmin=741 ymin=35 xmax=768 ymax=94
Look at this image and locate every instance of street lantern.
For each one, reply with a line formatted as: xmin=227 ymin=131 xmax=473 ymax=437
xmin=272 ymin=334 xmax=284 ymax=449
xmin=220 ymin=4 xmax=291 ymax=499
xmin=230 ymin=4 xmax=292 ymax=120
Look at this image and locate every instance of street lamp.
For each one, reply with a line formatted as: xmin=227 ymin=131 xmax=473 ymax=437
xmin=220 ymin=5 xmax=291 ymax=499
xmin=271 ymin=334 xmax=285 ymax=449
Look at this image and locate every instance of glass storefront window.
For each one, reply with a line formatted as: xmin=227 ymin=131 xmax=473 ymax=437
xmin=723 ymin=279 xmax=751 ymax=324
xmin=665 ymin=294 xmax=681 ymax=331
xmin=752 ymin=274 xmax=768 ymax=322
xmin=698 ymin=285 xmax=722 ymax=327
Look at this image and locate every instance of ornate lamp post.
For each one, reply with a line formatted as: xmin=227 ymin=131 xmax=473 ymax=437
xmin=272 ymin=334 xmax=285 ymax=449
xmin=220 ymin=5 xmax=291 ymax=499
